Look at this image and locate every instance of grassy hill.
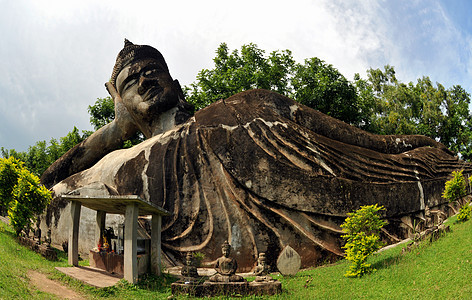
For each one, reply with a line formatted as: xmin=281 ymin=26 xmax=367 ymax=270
xmin=0 ymin=215 xmax=471 ymax=299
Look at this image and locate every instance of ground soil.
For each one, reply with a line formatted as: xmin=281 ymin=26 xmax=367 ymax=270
xmin=27 ymin=270 xmax=84 ymax=299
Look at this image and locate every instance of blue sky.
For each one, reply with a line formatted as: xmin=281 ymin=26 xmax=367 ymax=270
xmin=1 ymin=0 xmax=471 ymax=152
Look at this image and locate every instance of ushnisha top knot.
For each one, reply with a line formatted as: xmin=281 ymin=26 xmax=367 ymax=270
xmin=110 ymin=39 xmax=169 ymax=87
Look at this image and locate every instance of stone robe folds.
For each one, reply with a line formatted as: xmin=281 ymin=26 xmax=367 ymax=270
xmin=52 ymin=89 xmax=472 ymax=271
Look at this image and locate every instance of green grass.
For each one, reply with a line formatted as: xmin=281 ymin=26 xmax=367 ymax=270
xmin=1 ymin=217 xmax=471 ymax=299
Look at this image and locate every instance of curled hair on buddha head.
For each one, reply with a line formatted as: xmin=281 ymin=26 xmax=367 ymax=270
xmin=110 ymin=39 xmax=169 ymax=87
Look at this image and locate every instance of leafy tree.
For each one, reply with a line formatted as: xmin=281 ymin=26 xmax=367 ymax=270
xmin=185 ymin=43 xmax=362 ymax=125
xmin=292 ymin=57 xmax=360 ymax=124
xmin=88 ymin=97 xmax=115 ymax=130
xmin=355 ymin=66 xmax=472 ymax=159
xmin=185 ymin=43 xmax=296 ymax=111
xmin=341 ymin=204 xmax=387 ymax=278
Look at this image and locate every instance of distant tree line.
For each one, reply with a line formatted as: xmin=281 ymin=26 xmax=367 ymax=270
xmin=3 ymin=42 xmax=472 ymax=178
xmin=185 ymin=43 xmax=472 ymax=159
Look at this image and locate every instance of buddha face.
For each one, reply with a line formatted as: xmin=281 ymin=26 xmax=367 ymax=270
xmin=222 ymin=247 xmax=231 ymax=257
xmin=115 ymin=58 xmax=179 ymax=132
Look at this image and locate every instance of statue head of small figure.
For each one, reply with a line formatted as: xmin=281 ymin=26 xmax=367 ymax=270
xmin=111 ymin=39 xmax=193 ymax=137
xmin=258 ymin=252 xmax=267 ymax=267
xmin=222 ymin=240 xmax=231 ymax=258
xmin=186 ymin=252 xmax=194 ymax=266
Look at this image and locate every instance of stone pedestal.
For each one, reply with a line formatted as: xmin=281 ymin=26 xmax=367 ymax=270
xmin=171 ymin=280 xmax=282 ymax=297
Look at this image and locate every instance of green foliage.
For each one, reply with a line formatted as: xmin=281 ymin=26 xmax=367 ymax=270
xmin=186 ymin=43 xmax=472 ymax=146
xmin=7 ymin=168 xmax=51 ymax=236
xmin=1 ymin=127 xmax=87 ymax=177
xmin=88 ymin=97 xmax=115 ymax=130
xmin=193 ymin=251 xmax=205 ymax=267
xmin=0 ymin=157 xmax=23 ymax=215
xmin=457 ymin=203 xmax=471 ymax=222
xmin=185 ymin=43 xmax=296 ymax=111
xmin=442 ymin=170 xmax=467 ymax=203
xmin=355 ymin=66 xmax=472 ymax=158
xmin=341 ymin=204 xmax=387 ymax=277
xmin=0 ymin=157 xmax=52 ymax=235
xmin=292 ymin=57 xmax=360 ymax=124
xmin=184 ymin=43 xmax=360 ymax=125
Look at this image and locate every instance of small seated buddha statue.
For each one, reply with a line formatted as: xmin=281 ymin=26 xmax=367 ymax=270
xmin=253 ymin=252 xmax=274 ymax=282
xmin=181 ymin=252 xmax=199 ymax=280
xmin=209 ymin=241 xmax=244 ymax=282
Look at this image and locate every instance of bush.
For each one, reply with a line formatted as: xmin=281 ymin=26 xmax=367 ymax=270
xmin=0 ymin=157 xmax=23 ymax=216
xmin=442 ymin=170 xmax=467 ymax=203
xmin=341 ymin=204 xmax=387 ymax=278
xmin=0 ymin=157 xmax=51 ymax=235
xmin=457 ymin=203 xmax=471 ymax=222
xmin=8 ymin=168 xmax=51 ymax=236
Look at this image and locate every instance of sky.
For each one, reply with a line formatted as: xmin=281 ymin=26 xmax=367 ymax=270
xmin=1 ymin=0 xmax=472 ymax=152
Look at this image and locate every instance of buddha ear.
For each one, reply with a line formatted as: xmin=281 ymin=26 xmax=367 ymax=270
xmin=105 ymin=82 xmax=120 ymax=104
xmin=173 ymin=79 xmax=184 ymax=99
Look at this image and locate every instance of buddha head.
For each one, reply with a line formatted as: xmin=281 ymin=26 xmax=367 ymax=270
xmin=111 ymin=39 xmax=192 ymax=137
xmin=186 ymin=252 xmax=194 ymax=266
xmin=222 ymin=240 xmax=231 ymax=257
xmin=258 ymin=252 xmax=266 ymax=266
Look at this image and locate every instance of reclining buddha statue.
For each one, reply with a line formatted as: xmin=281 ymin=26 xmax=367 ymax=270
xmin=41 ymin=40 xmax=472 ymax=271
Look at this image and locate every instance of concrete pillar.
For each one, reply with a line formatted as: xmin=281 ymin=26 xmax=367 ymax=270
xmin=95 ymin=210 xmax=106 ymax=247
xmin=68 ymin=201 xmax=81 ymax=266
xmin=151 ymin=214 xmax=162 ymax=275
xmin=124 ymin=203 xmax=138 ymax=283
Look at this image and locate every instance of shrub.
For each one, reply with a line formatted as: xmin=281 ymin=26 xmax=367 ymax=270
xmin=0 ymin=157 xmax=23 ymax=215
xmin=341 ymin=204 xmax=387 ymax=277
xmin=457 ymin=203 xmax=471 ymax=222
xmin=4 ymin=163 xmax=51 ymax=236
xmin=442 ymin=170 xmax=467 ymax=203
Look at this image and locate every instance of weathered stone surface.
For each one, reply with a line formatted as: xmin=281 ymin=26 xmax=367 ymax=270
xmin=276 ymin=245 xmax=301 ymax=275
xmin=18 ymin=236 xmax=57 ymax=261
xmin=171 ymin=280 xmax=282 ymax=297
xmin=41 ymin=40 xmax=472 ymax=272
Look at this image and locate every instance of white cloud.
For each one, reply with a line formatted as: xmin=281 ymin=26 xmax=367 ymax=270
xmin=1 ymin=0 xmax=471 ymax=151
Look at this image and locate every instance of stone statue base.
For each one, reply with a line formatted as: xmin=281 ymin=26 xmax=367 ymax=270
xmin=171 ymin=280 xmax=282 ymax=297
xmin=17 ymin=236 xmax=57 ymax=261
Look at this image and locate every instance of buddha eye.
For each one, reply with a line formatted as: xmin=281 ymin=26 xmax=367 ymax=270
xmin=122 ymin=78 xmax=137 ymax=92
xmin=143 ymin=69 xmax=158 ymax=78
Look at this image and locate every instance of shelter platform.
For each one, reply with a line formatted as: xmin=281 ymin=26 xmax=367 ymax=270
xmin=55 ymin=266 xmax=123 ymax=288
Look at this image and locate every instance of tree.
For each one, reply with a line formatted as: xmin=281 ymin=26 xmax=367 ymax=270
xmin=355 ymin=66 xmax=472 ymax=159
xmin=87 ymin=97 xmax=115 ymax=130
xmin=292 ymin=57 xmax=360 ymax=124
xmin=185 ymin=43 xmax=296 ymax=111
xmin=186 ymin=43 xmax=368 ymax=125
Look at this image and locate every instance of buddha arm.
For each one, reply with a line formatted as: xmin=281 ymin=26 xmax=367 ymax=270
xmin=40 ymin=83 xmax=138 ymax=188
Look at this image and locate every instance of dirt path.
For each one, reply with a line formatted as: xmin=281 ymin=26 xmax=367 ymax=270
xmin=27 ymin=270 xmax=84 ymax=299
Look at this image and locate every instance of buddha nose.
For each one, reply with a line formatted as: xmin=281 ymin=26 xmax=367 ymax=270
xmin=138 ymin=77 xmax=156 ymax=95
